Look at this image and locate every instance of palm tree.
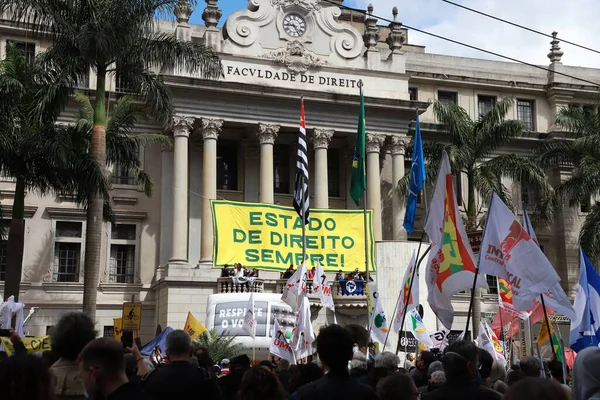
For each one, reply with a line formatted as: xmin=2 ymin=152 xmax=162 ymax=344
xmin=1 ymin=0 xmax=223 ymax=319
xmin=193 ymin=330 xmax=247 ymax=364
xmin=537 ymin=102 xmax=600 ymax=259
xmin=398 ymin=98 xmax=552 ymax=338
xmin=399 ymin=98 xmax=552 ymax=231
xmin=0 ymin=43 xmax=93 ymax=301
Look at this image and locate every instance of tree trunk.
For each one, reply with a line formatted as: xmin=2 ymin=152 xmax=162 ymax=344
xmin=3 ymin=176 xmax=26 ymax=301
xmin=82 ymin=69 xmax=107 ymax=321
xmin=466 ymin=168 xmax=481 ymax=339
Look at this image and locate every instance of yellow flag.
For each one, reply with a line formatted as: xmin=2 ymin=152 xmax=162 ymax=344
xmin=537 ymin=317 xmax=554 ymax=346
xmin=1 ymin=336 xmax=51 ymax=355
xmin=184 ymin=312 xmax=207 ymax=340
xmin=114 ymin=318 xmax=123 ymax=342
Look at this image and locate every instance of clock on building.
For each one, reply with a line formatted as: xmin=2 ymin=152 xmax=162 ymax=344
xmin=283 ymin=14 xmax=306 ymax=37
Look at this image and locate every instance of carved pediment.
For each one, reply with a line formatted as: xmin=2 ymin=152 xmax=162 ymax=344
xmin=271 ymin=0 xmax=321 ymax=12
xmin=264 ymin=40 xmax=325 ymax=73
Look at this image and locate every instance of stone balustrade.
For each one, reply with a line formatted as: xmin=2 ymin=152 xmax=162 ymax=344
xmin=216 ymin=277 xmax=264 ymax=293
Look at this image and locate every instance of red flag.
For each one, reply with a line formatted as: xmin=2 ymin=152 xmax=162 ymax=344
xmin=528 ymin=299 xmax=554 ymax=325
xmin=491 ymin=307 xmax=516 ymax=337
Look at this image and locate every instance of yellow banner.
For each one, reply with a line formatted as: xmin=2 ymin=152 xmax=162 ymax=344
xmin=184 ymin=312 xmax=207 ymax=340
xmin=114 ymin=318 xmax=123 ymax=342
xmin=211 ymin=200 xmax=375 ymax=273
xmin=1 ymin=336 xmax=51 ymax=355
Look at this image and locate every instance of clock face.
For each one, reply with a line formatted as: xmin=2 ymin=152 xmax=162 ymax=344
xmin=283 ymin=14 xmax=306 ymax=37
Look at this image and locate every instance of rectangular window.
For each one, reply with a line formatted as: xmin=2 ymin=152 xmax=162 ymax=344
xmin=327 ymin=149 xmax=340 ymax=198
xmin=478 ymin=95 xmax=496 ymax=117
xmin=0 ymin=220 xmax=9 ymax=281
xmin=486 ymin=275 xmax=498 ymax=294
xmin=6 ymin=40 xmax=35 ymax=64
xmin=217 ymin=141 xmax=239 ymax=191
xmin=517 ymin=99 xmax=535 ymax=131
xmin=273 ymin=144 xmax=291 ymax=194
xmin=53 ymin=221 xmax=83 ymax=283
xmin=46 ymin=326 xmax=54 ymax=335
xmin=521 ymin=181 xmax=540 ymax=207
xmin=438 ymin=91 xmax=457 ymax=105
xmin=109 ymin=224 xmax=137 ymax=283
xmin=103 ymin=326 xmax=114 ymax=338
xmin=112 ymin=146 xmax=139 ymax=185
xmin=409 ymin=87 xmax=418 ymax=101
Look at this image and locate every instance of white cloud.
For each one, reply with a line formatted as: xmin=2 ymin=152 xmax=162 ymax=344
xmin=347 ymin=0 xmax=600 ymax=68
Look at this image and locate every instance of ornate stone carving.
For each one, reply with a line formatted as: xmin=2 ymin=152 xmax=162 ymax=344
xmin=387 ymin=7 xmax=405 ymax=54
xmin=200 ymin=118 xmax=224 ymax=140
xmin=363 ymin=4 xmax=380 ymax=50
xmin=265 ymin=40 xmax=325 ymax=73
xmin=202 ymin=0 xmax=222 ymax=29
xmin=314 ymin=6 xmax=363 ymax=60
xmin=224 ymin=0 xmax=278 ymax=48
xmin=172 ymin=115 xmax=195 ymax=138
xmin=175 ymin=0 xmax=194 ymax=23
xmin=389 ymin=135 xmax=411 ymax=156
xmin=313 ymin=128 xmax=334 ymax=149
xmin=271 ymin=0 xmax=321 ymax=11
xmin=548 ymin=31 xmax=564 ymax=64
xmin=256 ymin=123 xmax=280 ymax=144
xmin=366 ymin=132 xmax=385 ymax=153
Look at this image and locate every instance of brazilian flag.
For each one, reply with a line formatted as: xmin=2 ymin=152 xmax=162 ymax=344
xmin=350 ymin=87 xmax=366 ymax=206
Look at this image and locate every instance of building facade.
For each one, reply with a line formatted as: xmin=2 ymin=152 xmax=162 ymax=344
xmin=0 ymin=0 xmax=596 ymax=342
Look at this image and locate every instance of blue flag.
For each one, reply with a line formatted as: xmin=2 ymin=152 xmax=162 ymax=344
xmin=403 ymin=112 xmax=426 ymax=233
xmin=570 ymin=247 xmax=600 ymax=352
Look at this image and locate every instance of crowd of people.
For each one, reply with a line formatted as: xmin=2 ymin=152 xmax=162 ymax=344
xmin=1 ymin=313 xmax=599 ymax=400
xmin=220 ymin=264 xmax=260 ymax=279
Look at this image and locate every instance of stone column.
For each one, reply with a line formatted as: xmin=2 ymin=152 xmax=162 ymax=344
xmin=390 ymin=135 xmax=411 ymax=240
xmin=313 ymin=129 xmax=334 ymax=209
xmin=200 ymin=118 xmax=224 ymax=263
xmin=256 ymin=124 xmax=280 ymax=204
xmin=366 ymin=133 xmax=386 ymax=241
xmin=170 ymin=116 xmax=194 ymax=263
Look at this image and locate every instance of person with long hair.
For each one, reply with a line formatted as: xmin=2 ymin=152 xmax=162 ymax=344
xmin=0 ymin=354 xmax=55 ymax=400
xmin=237 ymin=366 xmax=286 ymax=400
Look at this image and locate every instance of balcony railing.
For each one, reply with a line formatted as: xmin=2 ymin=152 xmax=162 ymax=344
xmin=217 ymin=277 xmax=264 ymax=293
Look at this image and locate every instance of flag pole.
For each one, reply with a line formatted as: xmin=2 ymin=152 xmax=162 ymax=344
xmin=394 ymin=243 xmax=432 ymax=354
xmin=301 ymin=96 xmax=307 ymax=264
xmin=464 ymin=192 xmax=494 ymax=340
xmin=522 ymin=202 xmax=557 ymax=359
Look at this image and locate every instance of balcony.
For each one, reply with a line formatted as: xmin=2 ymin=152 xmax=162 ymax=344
xmin=216 ymin=277 xmax=265 ymax=293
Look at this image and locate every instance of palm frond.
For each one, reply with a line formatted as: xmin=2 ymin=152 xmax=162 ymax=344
xmin=432 ymin=100 xmax=472 ymax=147
xmin=476 ymin=97 xmax=515 ymax=128
xmin=193 ymin=329 xmax=247 ymax=364
xmin=483 ymin=154 xmax=553 ymax=198
xmin=475 ymin=119 xmax=524 ymax=161
xmin=580 ymin=202 xmax=600 ymax=260
xmin=556 ymin=105 xmax=599 ymax=137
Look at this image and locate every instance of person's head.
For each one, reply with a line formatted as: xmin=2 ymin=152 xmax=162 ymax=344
xmin=350 ymin=359 xmax=367 ymax=372
xmin=377 ymin=372 xmax=419 ymax=400
xmin=416 ymin=350 xmax=435 ymax=372
xmin=573 ymin=346 xmax=600 ymax=400
xmin=488 ymin=360 xmax=507 ymax=385
xmin=259 ymin=360 xmax=275 ymax=370
xmin=406 ymin=353 xmax=414 ymax=362
xmin=430 ymin=370 xmax=446 ymax=386
xmin=441 ymin=340 xmax=480 ymax=383
xmin=230 ymin=354 xmax=251 ymax=372
xmin=277 ymin=358 xmax=290 ymax=372
xmin=338 ymin=270 xmax=342 ymax=274
xmin=77 ymin=338 xmax=128 ymax=399
xmin=0 ymin=354 xmax=53 ymax=400
xmin=503 ymin=377 xmax=569 ymax=400
xmin=165 ymin=329 xmax=192 ymax=361
xmin=375 ymin=352 xmax=400 ymax=373
xmin=428 ymin=360 xmax=443 ymax=377
xmin=237 ymin=366 xmax=286 ymax=400
xmin=548 ymin=358 xmax=567 ymax=383
xmin=507 ymin=365 xmax=527 ymax=386
xmin=51 ymin=312 xmax=96 ymax=361
xmin=477 ymin=348 xmax=494 ymax=381
xmin=297 ymin=362 xmax=323 ymax=387
xmin=194 ymin=346 xmax=213 ymax=369
xmin=519 ymin=356 xmax=542 ymax=377
xmin=289 ymin=265 xmax=294 ymax=270
xmin=224 ymin=264 xmax=229 ymax=269
xmin=316 ymin=324 xmax=354 ymax=372
xmin=311 ymin=267 xmax=315 ymax=271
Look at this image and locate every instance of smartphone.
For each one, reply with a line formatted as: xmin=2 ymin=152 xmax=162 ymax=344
xmin=0 ymin=328 xmax=10 ymax=337
xmin=121 ymin=330 xmax=134 ymax=349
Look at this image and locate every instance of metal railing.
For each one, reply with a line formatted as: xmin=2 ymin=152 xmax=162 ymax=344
xmin=217 ymin=277 xmax=265 ymax=293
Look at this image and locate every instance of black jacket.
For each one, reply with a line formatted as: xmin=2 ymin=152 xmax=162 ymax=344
xmin=422 ymin=380 xmax=502 ymax=400
xmin=108 ymin=382 xmax=150 ymax=400
xmin=295 ymin=370 xmax=379 ymax=400
xmin=143 ymin=361 xmax=222 ymax=400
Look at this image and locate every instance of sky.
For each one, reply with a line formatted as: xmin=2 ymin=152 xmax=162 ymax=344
xmin=185 ymin=0 xmax=600 ymax=68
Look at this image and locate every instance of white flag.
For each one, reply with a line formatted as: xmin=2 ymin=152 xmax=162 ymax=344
xmin=269 ymin=320 xmax=296 ymax=364
xmin=479 ymin=193 xmax=575 ymax=319
xmin=312 ymin=261 xmax=335 ymax=312
xmin=424 ymin=151 xmax=487 ymax=329
xmin=429 ymin=329 xmax=450 ymax=349
xmin=478 ymin=321 xmax=496 ymax=360
xmin=522 ymin=208 xmax=577 ymax=321
xmin=407 ymin=309 xmax=433 ymax=348
xmin=281 ymin=261 xmax=308 ymax=312
xmin=242 ymin=291 xmax=256 ymax=338
xmin=393 ymin=251 xmax=419 ymax=332
xmin=367 ymin=282 xmax=389 ymax=347
xmin=291 ymin=296 xmax=314 ymax=359
xmin=484 ymin=321 xmax=507 ymax=365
